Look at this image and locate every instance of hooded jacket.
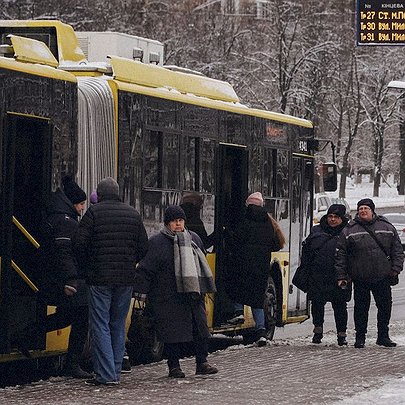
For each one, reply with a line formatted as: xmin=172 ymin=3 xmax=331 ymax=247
xmin=335 ymin=214 xmax=404 ymax=283
xmin=37 ymin=188 xmax=85 ymax=306
xmin=301 ymin=214 xmax=349 ymax=302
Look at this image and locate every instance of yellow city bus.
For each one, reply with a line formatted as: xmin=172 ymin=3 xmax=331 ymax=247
xmin=0 ymin=20 xmax=336 ymax=372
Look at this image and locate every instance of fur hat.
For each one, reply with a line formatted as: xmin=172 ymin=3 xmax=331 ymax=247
xmin=164 ymin=205 xmax=186 ymax=225
xmin=181 ymin=192 xmax=203 ymax=208
xmin=62 ymin=175 xmax=86 ymax=205
xmin=246 ymin=192 xmax=264 ymax=207
xmin=97 ymin=177 xmax=119 ymax=199
xmin=327 ymin=204 xmax=346 ymax=220
xmin=357 ymin=198 xmax=375 ymax=212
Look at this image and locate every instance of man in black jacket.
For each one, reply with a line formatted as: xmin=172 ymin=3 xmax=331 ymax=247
xmin=335 ymin=198 xmax=404 ymax=348
xmin=38 ymin=175 xmax=92 ymax=379
xmin=74 ymin=177 xmax=148 ymax=386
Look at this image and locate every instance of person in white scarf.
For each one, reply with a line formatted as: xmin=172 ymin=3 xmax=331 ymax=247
xmin=134 ymin=205 xmax=218 ymax=379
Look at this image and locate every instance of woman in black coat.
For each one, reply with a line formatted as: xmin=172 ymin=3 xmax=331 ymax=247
xmin=301 ymin=204 xmax=350 ymax=345
xmin=133 ymin=205 xmax=217 ymax=378
xmin=225 ymin=192 xmax=281 ymax=345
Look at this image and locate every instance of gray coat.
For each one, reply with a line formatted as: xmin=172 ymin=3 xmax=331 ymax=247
xmin=133 ymin=231 xmax=210 ymax=344
xmin=335 ymin=215 xmax=404 ymax=283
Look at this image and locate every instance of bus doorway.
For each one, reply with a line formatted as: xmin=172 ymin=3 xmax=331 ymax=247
xmin=289 ymin=156 xmax=313 ymax=317
xmin=213 ymin=143 xmax=248 ymax=326
xmin=0 ymin=114 xmax=51 ymax=353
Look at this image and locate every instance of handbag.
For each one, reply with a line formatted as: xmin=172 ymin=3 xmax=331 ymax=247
xmin=292 ymin=264 xmax=311 ymax=293
xmin=293 ymin=234 xmax=334 ymax=293
xmin=127 ymin=301 xmax=154 ymax=344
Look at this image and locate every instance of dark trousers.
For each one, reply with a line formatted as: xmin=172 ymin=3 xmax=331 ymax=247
xmin=165 ymin=316 xmax=208 ymax=370
xmin=353 ymin=279 xmax=392 ymax=338
xmin=46 ymin=304 xmax=89 ymax=366
xmin=311 ymin=299 xmax=348 ymax=333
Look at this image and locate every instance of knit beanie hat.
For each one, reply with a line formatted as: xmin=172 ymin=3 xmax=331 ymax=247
xmin=164 ymin=205 xmax=186 ymax=225
xmin=62 ymin=175 xmax=86 ymax=205
xmin=327 ymin=204 xmax=346 ymax=220
xmin=90 ymin=190 xmax=98 ymax=204
xmin=246 ymin=192 xmax=264 ymax=207
xmin=97 ymin=177 xmax=119 ymax=199
xmin=357 ymin=198 xmax=375 ymax=212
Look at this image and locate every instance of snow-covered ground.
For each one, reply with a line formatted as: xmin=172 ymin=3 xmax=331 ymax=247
xmin=333 ymin=377 xmax=405 ymax=405
xmin=320 ymin=178 xmax=405 ymax=403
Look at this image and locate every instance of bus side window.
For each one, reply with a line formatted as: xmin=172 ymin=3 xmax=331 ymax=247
xmin=144 ymin=130 xmax=162 ymax=188
xmin=200 ymin=138 xmax=215 ymax=193
xmin=304 ymin=161 xmax=313 ymax=191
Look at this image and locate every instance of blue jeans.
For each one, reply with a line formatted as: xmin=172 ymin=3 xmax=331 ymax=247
xmin=89 ymin=285 xmax=132 ymax=383
xmin=234 ymin=303 xmax=265 ymax=330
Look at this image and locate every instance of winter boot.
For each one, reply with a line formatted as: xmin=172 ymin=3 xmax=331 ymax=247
xmin=255 ymin=329 xmax=267 ymax=347
xmin=168 ymin=367 xmax=186 ymax=378
xmin=376 ymin=337 xmax=397 ymax=347
xmin=227 ymin=310 xmax=245 ymax=325
xmin=195 ymin=362 xmax=218 ymax=375
xmin=312 ymin=326 xmax=323 ymax=344
xmin=337 ymin=332 xmax=348 ymax=346
xmin=64 ymin=364 xmax=93 ymax=379
xmin=354 ymin=334 xmax=366 ymax=348
xmin=121 ymin=353 xmax=132 ymax=373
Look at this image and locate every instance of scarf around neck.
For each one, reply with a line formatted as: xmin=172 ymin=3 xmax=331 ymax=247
xmin=160 ymin=226 xmax=216 ymax=294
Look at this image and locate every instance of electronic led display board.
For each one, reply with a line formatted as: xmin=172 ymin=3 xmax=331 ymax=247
xmin=357 ymin=0 xmax=405 ymax=45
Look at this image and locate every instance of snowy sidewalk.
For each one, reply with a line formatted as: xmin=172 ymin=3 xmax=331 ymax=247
xmin=2 ymin=320 xmax=405 ymax=404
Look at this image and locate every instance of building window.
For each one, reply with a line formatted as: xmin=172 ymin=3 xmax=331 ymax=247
xmin=221 ymin=0 xmax=239 ymax=14
xmin=256 ymin=0 xmax=271 ymax=20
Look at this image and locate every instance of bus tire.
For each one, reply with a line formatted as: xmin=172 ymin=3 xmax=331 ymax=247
xmin=264 ymin=275 xmax=277 ymax=341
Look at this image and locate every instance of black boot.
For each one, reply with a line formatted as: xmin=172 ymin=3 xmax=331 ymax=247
xmin=354 ymin=334 xmax=365 ymax=348
xmin=312 ymin=326 xmax=323 ymax=344
xmin=168 ymin=368 xmax=186 ymax=378
xmin=376 ymin=337 xmax=397 ymax=347
xmin=64 ymin=364 xmax=93 ymax=379
xmin=337 ymin=332 xmax=348 ymax=346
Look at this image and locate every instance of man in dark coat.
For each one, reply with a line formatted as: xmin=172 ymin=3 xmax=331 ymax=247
xmin=225 ymin=192 xmax=281 ymax=346
xmin=301 ymin=204 xmax=350 ymax=346
xmin=336 ymin=198 xmax=404 ymax=348
xmin=73 ymin=177 xmax=148 ymax=386
xmin=133 ymin=205 xmax=218 ymax=378
xmin=37 ymin=175 xmax=92 ymax=379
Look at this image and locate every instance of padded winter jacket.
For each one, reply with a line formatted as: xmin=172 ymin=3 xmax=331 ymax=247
xmin=301 ymin=215 xmax=350 ymax=302
xmin=73 ymin=196 xmax=148 ymax=285
xmin=335 ymin=215 xmax=404 ymax=283
xmin=37 ymin=188 xmax=86 ymax=306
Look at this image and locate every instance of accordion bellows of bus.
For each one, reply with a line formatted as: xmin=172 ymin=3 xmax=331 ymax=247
xmin=0 ymin=20 xmax=337 ymax=371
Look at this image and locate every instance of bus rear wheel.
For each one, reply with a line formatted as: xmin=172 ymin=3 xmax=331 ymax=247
xmin=264 ymin=275 xmax=277 ymax=341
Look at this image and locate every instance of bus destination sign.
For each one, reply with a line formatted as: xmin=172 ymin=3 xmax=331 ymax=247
xmin=357 ymin=0 xmax=405 ymax=45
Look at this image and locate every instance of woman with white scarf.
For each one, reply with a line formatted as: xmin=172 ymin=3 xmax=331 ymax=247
xmin=134 ymin=205 xmax=218 ymax=379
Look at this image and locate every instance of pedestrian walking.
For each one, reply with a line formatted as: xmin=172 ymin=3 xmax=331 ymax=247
xmin=335 ymin=198 xmax=404 ymax=348
xmin=36 ymin=175 xmax=92 ymax=378
xmin=133 ymin=205 xmax=218 ymax=378
xmin=300 ymin=204 xmax=350 ymax=346
xmin=73 ymin=177 xmax=148 ymax=385
xmin=225 ymin=192 xmax=283 ymax=346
